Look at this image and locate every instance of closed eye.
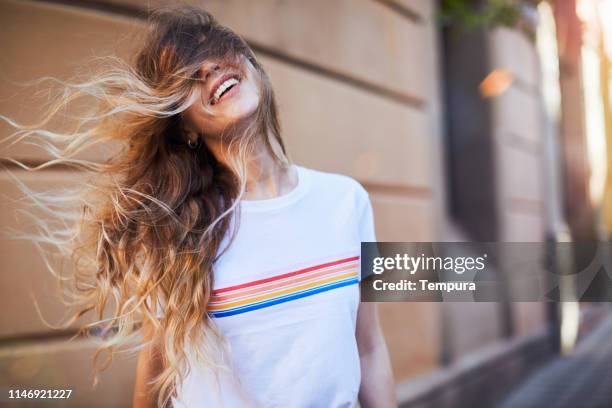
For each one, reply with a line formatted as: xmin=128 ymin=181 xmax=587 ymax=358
xmin=197 ymin=68 xmax=212 ymax=82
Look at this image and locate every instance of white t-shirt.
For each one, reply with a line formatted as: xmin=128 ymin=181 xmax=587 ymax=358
xmin=171 ymin=164 xmax=377 ymax=408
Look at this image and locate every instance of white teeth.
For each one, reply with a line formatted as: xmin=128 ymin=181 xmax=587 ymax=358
xmin=212 ymin=78 xmax=239 ymax=103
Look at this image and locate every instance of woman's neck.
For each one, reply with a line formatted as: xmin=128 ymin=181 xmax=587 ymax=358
xmin=204 ymin=133 xmax=297 ymax=201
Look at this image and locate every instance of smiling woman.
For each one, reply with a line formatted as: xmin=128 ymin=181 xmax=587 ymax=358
xmin=1 ymin=5 xmax=395 ymax=408
xmin=181 ymin=55 xmax=264 ymax=141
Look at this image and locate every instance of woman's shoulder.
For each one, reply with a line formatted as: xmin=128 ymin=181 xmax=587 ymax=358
xmin=297 ymin=164 xmax=369 ymax=202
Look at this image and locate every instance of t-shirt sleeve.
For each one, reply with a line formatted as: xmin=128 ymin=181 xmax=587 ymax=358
xmin=356 ymin=185 xmax=379 ymax=282
xmin=357 ymin=186 xmax=377 ymax=243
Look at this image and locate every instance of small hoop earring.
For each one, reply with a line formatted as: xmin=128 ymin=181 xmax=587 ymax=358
xmin=187 ymin=137 xmax=201 ymax=149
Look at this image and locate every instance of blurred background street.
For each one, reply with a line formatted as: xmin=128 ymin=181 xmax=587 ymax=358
xmin=1 ymin=0 xmax=612 ymax=407
xmin=501 ymin=313 xmax=612 ymax=408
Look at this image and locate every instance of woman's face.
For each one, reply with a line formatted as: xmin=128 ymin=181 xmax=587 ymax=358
xmin=182 ymin=55 xmax=261 ymax=137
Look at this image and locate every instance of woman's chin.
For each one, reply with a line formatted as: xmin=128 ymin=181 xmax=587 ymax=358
xmin=220 ymin=99 xmax=259 ymax=122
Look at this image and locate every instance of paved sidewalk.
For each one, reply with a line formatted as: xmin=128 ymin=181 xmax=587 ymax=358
xmin=500 ymin=314 xmax=612 ymax=408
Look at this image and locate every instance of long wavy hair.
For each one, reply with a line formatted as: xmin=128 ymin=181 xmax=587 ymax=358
xmin=1 ymin=6 xmax=289 ymax=406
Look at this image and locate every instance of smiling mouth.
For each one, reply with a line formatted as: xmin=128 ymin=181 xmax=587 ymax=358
xmin=210 ymin=75 xmax=240 ymax=105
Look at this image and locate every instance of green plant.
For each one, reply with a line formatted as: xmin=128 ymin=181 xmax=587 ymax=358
xmin=439 ymin=0 xmax=523 ymax=30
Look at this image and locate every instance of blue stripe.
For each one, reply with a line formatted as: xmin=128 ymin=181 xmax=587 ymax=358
xmin=209 ymin=277 xmax=359 ymax=318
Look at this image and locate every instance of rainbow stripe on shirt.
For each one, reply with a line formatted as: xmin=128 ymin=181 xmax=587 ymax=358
xmin=208 ymin=255 xmax=360 ymax=318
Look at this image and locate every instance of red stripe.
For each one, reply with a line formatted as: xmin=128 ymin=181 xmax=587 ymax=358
xmin=212 ymin=255 xmax=360 ymax=295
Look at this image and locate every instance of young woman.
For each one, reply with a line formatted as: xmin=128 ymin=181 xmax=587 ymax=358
xmin=5 ymin=6 xmax=395 ymax=407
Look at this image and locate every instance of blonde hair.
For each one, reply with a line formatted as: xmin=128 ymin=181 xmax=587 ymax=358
xmin=1 ymin=6 xmax=289 ymax=406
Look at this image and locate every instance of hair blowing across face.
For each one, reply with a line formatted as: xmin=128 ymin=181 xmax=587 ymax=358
xmin=1 ymin=6 xmax=289 ymax=406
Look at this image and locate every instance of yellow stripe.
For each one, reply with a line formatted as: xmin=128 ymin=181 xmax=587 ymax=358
xmin=208 ymin=270 xmax=358 ymax=311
